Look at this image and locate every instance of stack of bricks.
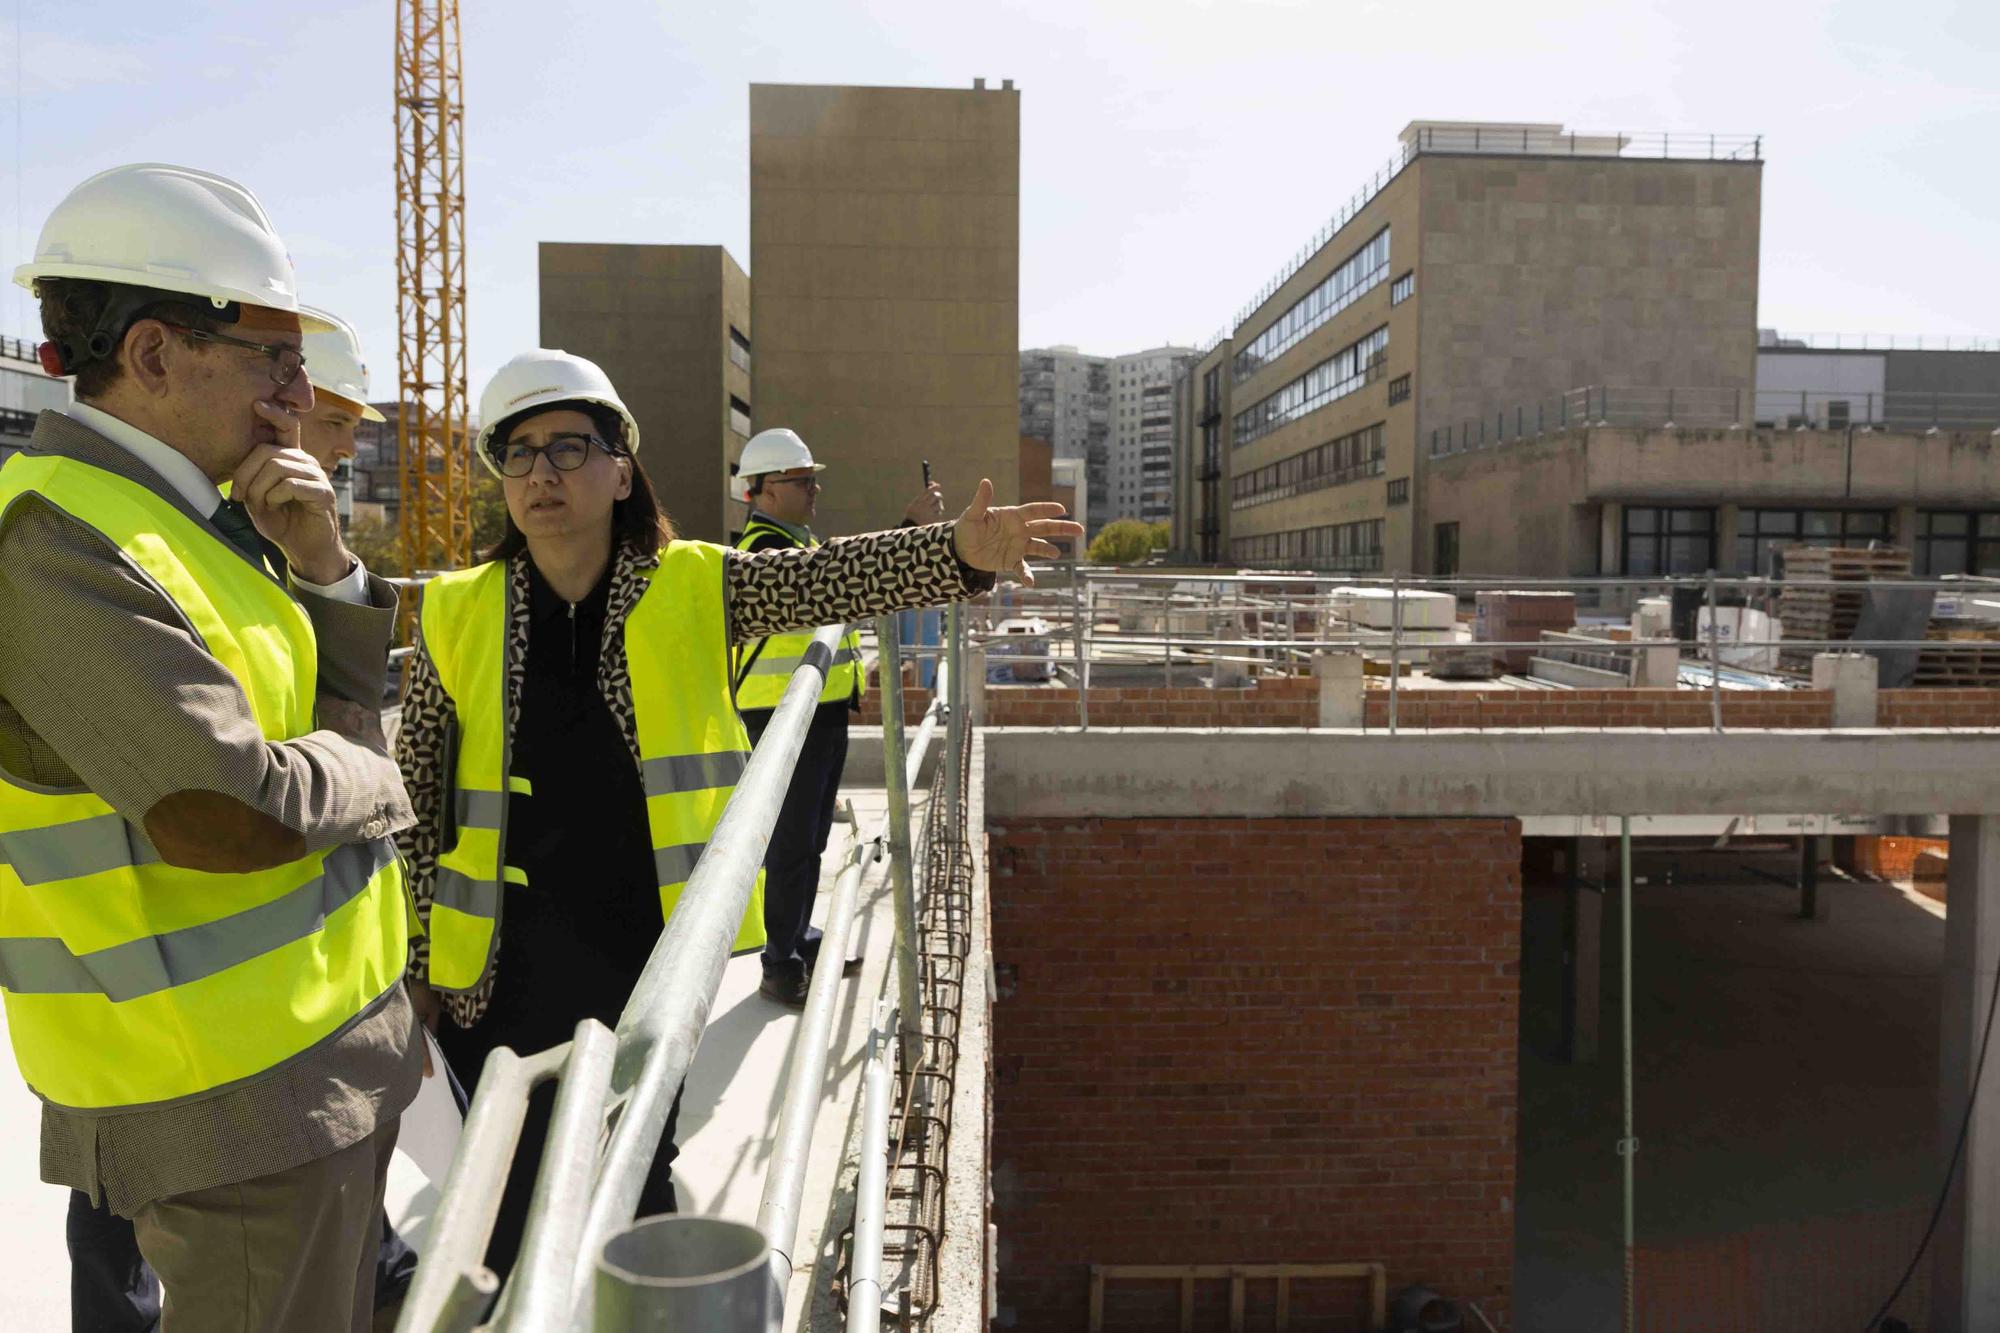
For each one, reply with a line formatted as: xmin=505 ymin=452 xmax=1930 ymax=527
xmin=989 ymin=815 xmax=1520 ymax=1330
xmin=1474 ymin=591 xmax=1577 ymax=673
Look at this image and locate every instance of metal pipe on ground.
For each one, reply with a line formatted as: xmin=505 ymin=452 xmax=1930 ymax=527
xmin=847 ymin=1005 xmax=899 ymax=1333
xmin=756 ymin=822 xmax=876 ymax=1297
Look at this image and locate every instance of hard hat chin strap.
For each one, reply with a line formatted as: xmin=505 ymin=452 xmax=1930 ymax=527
xmin=38 ymin=283 xmax=244 ymax=375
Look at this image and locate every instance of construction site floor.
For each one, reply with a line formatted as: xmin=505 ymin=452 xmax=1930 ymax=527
xmin=1514 ymin=847 xmax=1945 ymax=1331
xmin=0 ymin=787 xmax=911 ymax=1331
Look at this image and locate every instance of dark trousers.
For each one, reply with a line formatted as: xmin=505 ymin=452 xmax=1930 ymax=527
xmin=744 ymin=703 xmax=849 ymax=977
xmin=68 ymin=1193 xmax=417 ymax=1333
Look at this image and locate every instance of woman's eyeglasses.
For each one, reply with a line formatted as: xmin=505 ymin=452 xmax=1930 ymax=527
xmin=492 ymin=434 xmax=620 ymax=478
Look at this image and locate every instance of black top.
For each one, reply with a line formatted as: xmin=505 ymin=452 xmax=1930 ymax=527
xmin=482 ymin=555 xmax=663 ymax=1048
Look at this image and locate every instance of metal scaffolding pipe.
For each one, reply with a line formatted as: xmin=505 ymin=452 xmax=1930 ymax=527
xmin=876 ymin=616 xmax=927 ymax=1078
xmin=563 ymin=623 xmax=852 ymax=1323
xmin=1620 ymin=815 xmax=1638 ymax=1333
xmin=502 ymin=1020 xmax=619 ymax=1330
xmin=846 ymin=1006 xmax=898 ymax=1333
xmin=757 ymin=827 xmax=875 ymax=1298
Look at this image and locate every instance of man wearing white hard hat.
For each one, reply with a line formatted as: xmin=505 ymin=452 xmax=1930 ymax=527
xmin=298 ymin=305 xmax=388 ymax=479
xmin=730 ymin=428 xmax=944 ymax=1004
xmin=0 ymin=165 xmax=419 ymax=1330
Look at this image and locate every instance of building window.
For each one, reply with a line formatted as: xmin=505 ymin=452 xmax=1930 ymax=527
xmin=1387 ymin=477 xmax=1410 ymax=506
xmin=1917 ymin=511 xmax=2000 ymax=576
xmin=1233 ymin=228 xmax=1391 ymax=381
xmin=1735 ymin=508 xmax=1892 ymax=576
xmin=1391 ymin=271 xmax=1414 ymax=305
xmin=1387 ymin=373 xmax=1411 ymax=406
xmin=1435 ymin=522 xmax=1460 ymax=576
xmin=1230 ymin=518 xmax=1383 ymax=572
xmin=1230 ymin=423 xmax=1385 ymax=509
xmin=1621 ymin=506 xmax=1715 ymax=576
xmin=728 ymin=326 xmax=751 ymax=373
xmin=728 ymin=395 xmax=752 ymax=439
xmin=1232 ymin=327 xmax=1388 ymax=449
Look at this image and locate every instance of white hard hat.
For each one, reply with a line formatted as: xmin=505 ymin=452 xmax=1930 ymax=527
xmin=730 ymin=427 xmax=823 ymax=501
xmin=300 ymin=307 xmax=387 ymax=423
xmin=14 ymin=163 xmax=327 ymax=330
xmin=473 ymin=348 xmax=640 ymax=477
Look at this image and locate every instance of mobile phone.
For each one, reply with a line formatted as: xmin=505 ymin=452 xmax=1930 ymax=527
xmin=923 ymin=459 xmax=932 ymax=487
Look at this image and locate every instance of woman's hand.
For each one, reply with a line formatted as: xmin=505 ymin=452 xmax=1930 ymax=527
xmin=950 ymin=478 xmax=1083 ymax=586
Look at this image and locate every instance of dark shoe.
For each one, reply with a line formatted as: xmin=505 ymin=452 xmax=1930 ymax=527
xmin=799 ymin=935 xmax=864 ymax=978
xmin=760 ymin=969 xmax=809 ymax=1007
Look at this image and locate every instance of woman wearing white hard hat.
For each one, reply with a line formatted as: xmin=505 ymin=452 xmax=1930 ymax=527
xmin=395 ymin=348 xmax=1077 ymax=1273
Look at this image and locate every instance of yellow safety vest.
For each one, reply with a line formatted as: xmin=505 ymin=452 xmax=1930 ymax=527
xmin=0 ymin=452 xmax=409 ymax=1111
xmin=732 ymin=518 xmax=863 ymax=711
xmin=419 ymin=543 xmax=764 ymax=993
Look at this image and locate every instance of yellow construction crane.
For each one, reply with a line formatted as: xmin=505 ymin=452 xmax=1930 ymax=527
xmin=393 ymin=0 xmax=472 ymax=575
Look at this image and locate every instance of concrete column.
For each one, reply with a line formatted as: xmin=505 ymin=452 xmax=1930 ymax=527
xmin=1934 ymin=815 xmax=2000 ymax=1330
xmin=1563 ymin=837 xmax=1607 ymax=1064
xmin=964 ymin=644 xmax=988 ymax=727
xmin=1313 ymin=652 xmax=1364 ymax=728
xmin=1812 ymin=652 xmax=1880 ymax=728
xmin=1716 ymin=503 xmax=1742 ymax=574
xmin=1631 ymin=638 xmax=1681 ymax=688
xmin=1896 ymin=503 xmax=1920 ymax=552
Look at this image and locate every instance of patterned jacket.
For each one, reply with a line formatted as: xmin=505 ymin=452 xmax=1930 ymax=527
xmin=396 ymin=523 xmax=986 ymax=1028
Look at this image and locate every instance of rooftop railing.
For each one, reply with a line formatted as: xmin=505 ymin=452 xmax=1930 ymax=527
xmin=1761 ymin=332 xmax=2000 ymax=353
xmin=1427 ymin=385 xmax=2000 ymax=456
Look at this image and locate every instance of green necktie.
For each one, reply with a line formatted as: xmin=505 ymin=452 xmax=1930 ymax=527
xmin=210 ymin=500 xmax=274 ymax=571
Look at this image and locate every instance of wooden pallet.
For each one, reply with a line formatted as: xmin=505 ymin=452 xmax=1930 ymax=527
xmin=1778 ymin=546 xmax=1912 ymax=663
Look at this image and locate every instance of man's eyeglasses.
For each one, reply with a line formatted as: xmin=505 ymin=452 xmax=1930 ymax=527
xmin=160 ymin=323 xmax=306 ymax=388
xmin=763 ymin=475 xmax=820 ymax=491
xmin=491 ymin=433 xmax=620 ymax=478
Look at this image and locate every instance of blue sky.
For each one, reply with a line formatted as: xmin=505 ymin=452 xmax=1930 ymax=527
xmin=4 ymin=0 xmax=1996 ymax=398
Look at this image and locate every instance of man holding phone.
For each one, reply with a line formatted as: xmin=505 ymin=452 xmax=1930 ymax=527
xmin=730 ymin=429 xmax=944 ymax=1004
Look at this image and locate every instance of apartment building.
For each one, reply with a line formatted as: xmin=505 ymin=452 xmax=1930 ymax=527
xmin=538 ymin=243 xmax=752 ymax=544
xmin=1109 ymin=346 xmax=1194 ymax=528
xmin=1174 ymin=121 xmax=1763 ymax=573
xmin=751 ymin=81 xmax=1021 ymax=537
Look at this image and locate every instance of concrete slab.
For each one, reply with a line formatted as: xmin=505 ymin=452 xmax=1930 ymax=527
xmin=983 ymin=727 xmax=2000 ymax=819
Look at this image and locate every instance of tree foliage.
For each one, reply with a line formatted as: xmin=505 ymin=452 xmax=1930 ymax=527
xmin=1087 ymin=517 xmax=1168 ymax=565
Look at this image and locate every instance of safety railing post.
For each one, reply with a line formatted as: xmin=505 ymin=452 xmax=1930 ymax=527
xmin=1074 ymin=562 xmax=1090 ymax=730
xmin=875 ymin=615 xmax=926 ymax=1078
xmin=1707 ymin=572 xmax=1723 ymax=732
xmin=1389 ymin=572 xmax=1401 ymax=735
xmin=1619 ymin=816 xmax=1638 ymax=1333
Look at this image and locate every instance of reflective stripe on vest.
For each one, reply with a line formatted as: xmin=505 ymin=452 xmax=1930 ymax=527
xmin=732 ymin=521 xmax=863 ymax=710
xmin=420 ymin=543 xmax=765 ymax=994
xmin=0 ymin=451 xmax=409 ymax=1111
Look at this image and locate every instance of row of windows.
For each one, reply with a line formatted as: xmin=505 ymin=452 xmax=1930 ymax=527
xmin=1230 ymin=423 xmax=1385 ymax=510
xmin=1619 ymin=507 xmax=2000 ymax=577
xmin=1231 ymin=519 xmax=1384 ymax=572
xmin=1232 ymin=327 xmax=1388 ymax=449
xmin=1391 ymin=271 xmax=1414 ymax=305
xmin=728 ymin=326 xmax=751 ymax=373
xmin=728 ymin=395 xmax=751 ymax=439
xmin=1233 ymin=228 xmax=1391 ymax=381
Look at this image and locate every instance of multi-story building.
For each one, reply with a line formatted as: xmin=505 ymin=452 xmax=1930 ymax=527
xmin=1019 ymin=346 xmax=1109 ymax=464
xmin=2 ymin=334 xmax=69 ymax=465
xmin=1174 ymin=121 xmax=1763 ymax=572
xmin=539 ymin=243 xmax=752 ymax=544
xmin=1109 ymin=346 xmax=1194 ymax=528
xmin=751 ymin=81 xmax=1020 ymax=537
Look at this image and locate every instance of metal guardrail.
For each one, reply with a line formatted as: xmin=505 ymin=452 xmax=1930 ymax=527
xmin=1428 ymin=385 xmax=2000 ymax=455
xmin=398 ymin=607 xmax=966 ymax=1332
xmin=976 ymin=564 xmax=2000 ymax=737
xmin=1763 ymin=331 xmax=2000 ymax=353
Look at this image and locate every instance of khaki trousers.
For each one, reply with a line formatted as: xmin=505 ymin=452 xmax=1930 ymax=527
xmin=130 ymin=1118 xmax=400 ymax=1333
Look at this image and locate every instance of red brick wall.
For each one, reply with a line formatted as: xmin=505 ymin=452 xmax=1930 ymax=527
xmin=856 ymin=683 xmax=2000 ymax=732
xmin=989 ymin=817 xmax=1522 ymax=1330
xmin=1877 ymin=689 xmax=2000 ymax=727
xmin=1361 ymin=688 xmax=1834 ymax=729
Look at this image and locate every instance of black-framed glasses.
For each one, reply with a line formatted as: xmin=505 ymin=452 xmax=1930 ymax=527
xmin=160 ymin=323 xmax=306 ymax=388
xmin=492 ymin=433 xmax=620 ymax=478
